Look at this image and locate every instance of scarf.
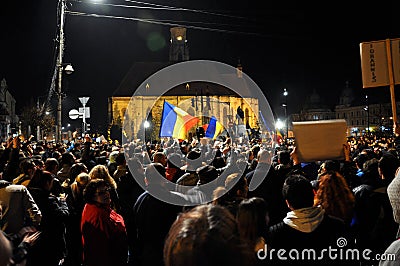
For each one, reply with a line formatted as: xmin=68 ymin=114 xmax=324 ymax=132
xmin=283 ymin=205 xmax=325 ymax=233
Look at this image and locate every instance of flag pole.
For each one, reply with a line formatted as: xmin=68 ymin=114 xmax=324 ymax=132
xmin=159 ymin=99 xmax=166 ymax=138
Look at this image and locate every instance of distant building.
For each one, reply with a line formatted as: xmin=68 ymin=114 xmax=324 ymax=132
xmin=291 ymin=88 xmax=335 ymax=122
xmin=0 ymin=79 xmax=18 ymax=139
xmin=292 ymin=81 xmax=397 ymax=136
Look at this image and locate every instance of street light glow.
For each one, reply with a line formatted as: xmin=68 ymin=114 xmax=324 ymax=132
xmin=276 ymin=119 xmax=284 ymax=130
xmin=144 ymin=121 xmax=150 ymax=128
xmin=64 ymin=64 xmax=74 ymax=74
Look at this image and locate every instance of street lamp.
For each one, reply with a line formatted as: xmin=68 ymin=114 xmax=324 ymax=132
xmin=275 ymin=119 xmax=284 ymax=130
xmin=56 ymin=63 xmax=74 ymax=142
xmin=144 ymin=120 xmax=150 ymax=143
xmin=283 ymin=88 xmax=288 ymax=141
xmin=275 ymin=119 xmax=284 ymax=145
xmin=64 ymin=64 xmax=74 ymax=75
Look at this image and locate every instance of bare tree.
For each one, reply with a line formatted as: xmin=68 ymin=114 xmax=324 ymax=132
xmin=20 ymin=98 xmax=55 ymax=139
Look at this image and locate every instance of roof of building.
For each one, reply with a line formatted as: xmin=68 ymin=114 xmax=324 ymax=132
xmin=112 ymin=61 xmax=255 ymax=98
xmin=113 ymin=61 xmax=172 ymax=97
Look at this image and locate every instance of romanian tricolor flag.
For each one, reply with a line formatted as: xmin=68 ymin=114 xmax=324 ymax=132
xmin=276 ymin=130 xmax=284 ymax=144
xmin=205 ymin=116 xmax=224 ymax=139
xmin=159 ymin=101 xmax=199 ymax=140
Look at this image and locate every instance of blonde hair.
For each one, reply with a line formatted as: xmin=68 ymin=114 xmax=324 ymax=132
xmin=88 ymin=165 xmax=117 ymax=189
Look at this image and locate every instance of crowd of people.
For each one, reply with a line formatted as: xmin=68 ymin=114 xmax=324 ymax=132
xmin=0 ymin=126 xmax=400 ymax=265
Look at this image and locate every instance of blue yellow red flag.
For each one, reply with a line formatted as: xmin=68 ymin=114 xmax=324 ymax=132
xmin=276 ymin=130 xmax=284 ymax=144
xmin=205 ymin=116 xmax=224 ymax=139
xmin=159 ymin=101 xmax=199 ymax=140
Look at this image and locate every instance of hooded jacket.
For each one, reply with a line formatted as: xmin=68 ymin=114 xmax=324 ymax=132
xmin=269 ymin=206 xmax=347 ymax=252
xmin=283 ymin=206 xmax=325 ymax=233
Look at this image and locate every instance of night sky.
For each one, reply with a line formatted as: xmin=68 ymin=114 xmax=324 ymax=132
xmin=1 ymin=0 xmax=399 ymax=133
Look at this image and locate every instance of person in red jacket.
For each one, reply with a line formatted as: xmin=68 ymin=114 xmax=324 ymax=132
xmin=81 ymin=179 xmax=128 ymax=266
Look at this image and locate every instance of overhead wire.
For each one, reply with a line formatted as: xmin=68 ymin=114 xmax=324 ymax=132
xmin=132 ymin=18 xmax=253 ymax=29
xmin=66 ymin=10 xmax=266 ymax=36
xmin=122 ymin=0 xmax=252 ymax=20
xmin=70 ymin=0 xmax=253 ymax=21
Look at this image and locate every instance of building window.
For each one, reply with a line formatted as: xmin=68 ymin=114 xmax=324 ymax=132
xmin=223 ymin=107 xmax=227 ymax=125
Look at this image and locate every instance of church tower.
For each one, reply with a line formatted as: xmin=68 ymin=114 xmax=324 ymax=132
xmin=169 ymin=27 xmax=189 ymax=62
xmin=338 ymin=81 xmax=354 ymax=107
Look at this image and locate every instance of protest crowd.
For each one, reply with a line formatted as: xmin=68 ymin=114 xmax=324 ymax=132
xmin=1 ymin=124 xmax=400 ymax=266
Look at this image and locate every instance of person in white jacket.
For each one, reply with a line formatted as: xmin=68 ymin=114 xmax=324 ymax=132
xmin=0 ymin=180 xmax=42 ymax=235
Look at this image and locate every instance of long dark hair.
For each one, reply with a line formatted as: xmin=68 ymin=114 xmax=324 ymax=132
xmin=237 ymin=197 xmax=268 ymax=248
xmin=28 ymin=169 xmax=54 ymax=190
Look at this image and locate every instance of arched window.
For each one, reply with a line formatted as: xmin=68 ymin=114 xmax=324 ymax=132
xmin=121 ymin=108 xmax=127 ymax=121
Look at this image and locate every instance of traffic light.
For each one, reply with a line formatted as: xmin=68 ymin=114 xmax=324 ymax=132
xmin=191 ymin=98 xmax=195 ymax=107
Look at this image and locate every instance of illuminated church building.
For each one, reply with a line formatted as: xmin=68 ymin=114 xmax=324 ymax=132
xmin=108 ymin=27 xmax=260 ymax=142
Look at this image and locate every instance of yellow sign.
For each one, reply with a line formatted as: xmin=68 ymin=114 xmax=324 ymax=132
xmin=360 ymin=38 xmax=400 ymax=88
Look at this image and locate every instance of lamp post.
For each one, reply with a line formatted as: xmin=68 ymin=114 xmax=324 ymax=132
xmin=364 ymin=94 xmax=369 ymax=135
xmin=56 ymin=0 xmax=66 ymax=143
xmin=56 ymin=0 xmax=76 ymax=143
xmin=283 ymin=88 xmax=288 ymax=141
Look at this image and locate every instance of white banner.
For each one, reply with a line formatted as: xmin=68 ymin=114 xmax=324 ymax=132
xmin=360 ymin=40 xmax=389 ymax=88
